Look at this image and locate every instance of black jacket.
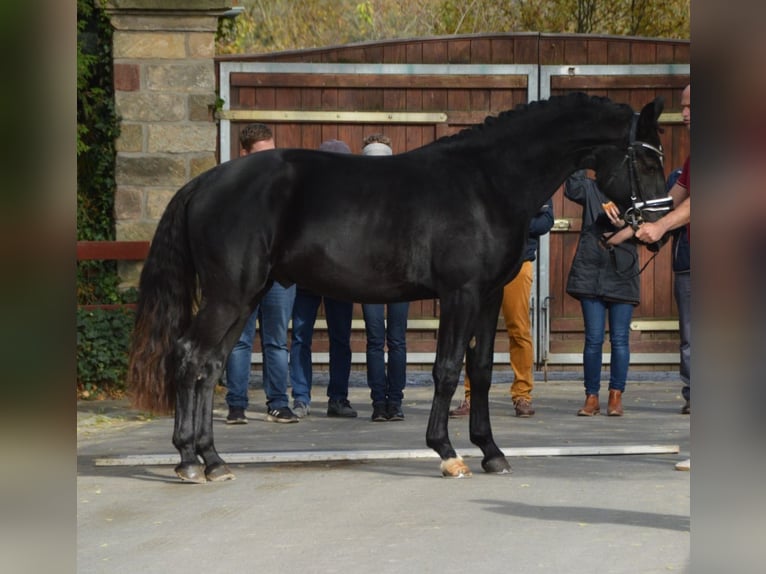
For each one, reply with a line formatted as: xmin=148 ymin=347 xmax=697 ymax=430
xmin=564 ymin=171 xmax=640 ymax=305
xmin=524 ymin=199 xmax=554 ymax=261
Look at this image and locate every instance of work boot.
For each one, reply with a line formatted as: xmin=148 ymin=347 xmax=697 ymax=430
xmin=327 ymin=399 xmax=358 ymax=418
xmin=513 ymin=398 xmax=535 ymax=417
xmin=607 ymin=389 xmax=624 ymax=416
xmin=577 ymin=394 xmax=600 ymax=416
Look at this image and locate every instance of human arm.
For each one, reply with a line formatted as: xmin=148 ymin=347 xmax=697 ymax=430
xmin=529 ymin=199 xmax=554 ymax=237
xmin=634 ymin=182 xmax=690 ymax=243
xmin=564 ymin=170 xmax=590 ymax=205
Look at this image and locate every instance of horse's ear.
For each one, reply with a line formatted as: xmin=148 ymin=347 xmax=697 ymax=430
xmin=637 ymin=96 xmax=665 ymax=134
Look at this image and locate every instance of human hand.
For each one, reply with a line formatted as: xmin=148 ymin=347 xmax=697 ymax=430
xmin=603 ymin=202 xmax=626 ymax=228
xmin=635 ymin=221 xmax=666 ymax=243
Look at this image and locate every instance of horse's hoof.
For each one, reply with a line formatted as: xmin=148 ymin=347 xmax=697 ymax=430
xmin=206 ymin=463 xmax=235 ymax=482
xmin=482 ymin=456 xmax=512 ymax=475
xmin=175 ymin=463 xmax=206 ymax=483
xmin=441 ymin=456 xmax=472 ymax=478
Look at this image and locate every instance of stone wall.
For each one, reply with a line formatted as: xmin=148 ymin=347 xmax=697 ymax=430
xmin=106 ymin=0 xmax=233 ymax=259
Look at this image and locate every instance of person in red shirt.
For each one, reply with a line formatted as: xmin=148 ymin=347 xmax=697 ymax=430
xmin=635 ymin=84 xmax=690 ymax=472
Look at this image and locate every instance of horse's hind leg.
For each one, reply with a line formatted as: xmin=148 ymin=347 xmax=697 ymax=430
xmin=173 ymin=301 xmax=247 ymax=482
xmin=466 ymin=290 xmax=511 ymax=475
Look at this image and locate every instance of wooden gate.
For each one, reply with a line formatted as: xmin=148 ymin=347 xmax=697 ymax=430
xmin=215 ymin=33 xmax=689 ymax=369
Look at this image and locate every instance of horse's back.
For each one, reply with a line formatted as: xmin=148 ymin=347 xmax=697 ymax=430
xmin=183 ymin=148 xmax=531 ymax=303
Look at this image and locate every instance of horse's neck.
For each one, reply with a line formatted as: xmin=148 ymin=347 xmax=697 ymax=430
xmin=501 ymin=107 xmax=628 ymax=193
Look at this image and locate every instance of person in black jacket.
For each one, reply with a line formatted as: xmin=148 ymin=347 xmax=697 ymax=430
xmin=565 ymin=171 xmax=640 ymax=416
xmin=450 ymin=199 xmax=554 ymax=418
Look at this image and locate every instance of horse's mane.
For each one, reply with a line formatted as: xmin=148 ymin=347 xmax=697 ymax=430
xmin=432 ymin=92 xmax=629 ymax=147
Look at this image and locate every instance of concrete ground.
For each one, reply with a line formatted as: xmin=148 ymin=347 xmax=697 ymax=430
xmin=77 ymin=371 xmax=690 ymax=574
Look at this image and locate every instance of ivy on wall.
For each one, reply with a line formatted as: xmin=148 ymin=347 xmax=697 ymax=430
xmin=77 ymin=0 xmax=123 ymax=305
xmin=77 ymin=0 xmax=135 ymax=397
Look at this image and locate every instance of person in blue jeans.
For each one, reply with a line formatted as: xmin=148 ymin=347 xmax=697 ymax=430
xmin=565 ymin=170 xmax=641 ymax=417
xmin=289 ymin=139 xmax=358 ymax=419
xmin=225 ymin=123 xmax=298 ymax=425
xmin=360 ymin=133 xmax=410 ymax=421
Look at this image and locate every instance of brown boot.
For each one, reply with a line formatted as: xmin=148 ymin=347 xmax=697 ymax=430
xmin=513 ymin=398 xmax=535 ymax=417
xmin=449 ymin=399 xmax=470 ymax=417
xmin=607 ymin=389 xmax=624 ymax=416
xmin=577 ymin=394 xmax=600 ymax=416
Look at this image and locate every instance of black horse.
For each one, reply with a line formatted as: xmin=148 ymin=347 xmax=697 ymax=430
xmin=129 ymin=93 xmax=668 ymax=483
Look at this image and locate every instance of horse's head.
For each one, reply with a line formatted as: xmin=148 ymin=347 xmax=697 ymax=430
xmin=594 ymin=97 xmax=670 ymax=229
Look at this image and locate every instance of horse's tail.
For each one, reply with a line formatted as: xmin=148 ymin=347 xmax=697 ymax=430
xmin=128 ymin=184 xmax=198 ymax=414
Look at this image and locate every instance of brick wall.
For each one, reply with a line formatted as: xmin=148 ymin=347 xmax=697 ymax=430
xmin=106 ymin=1 xmax=232 ymax=253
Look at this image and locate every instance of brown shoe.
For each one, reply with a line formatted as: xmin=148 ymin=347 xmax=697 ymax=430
xmin=607 ymin=389 xmax=624 ymax=416
xmin=513 ymin=398 xmax=535 ymax=417
xmin=449 ymin=399 xmax=470 ymax=417
xmin=577 ymin=394 xmax=600 ymax=416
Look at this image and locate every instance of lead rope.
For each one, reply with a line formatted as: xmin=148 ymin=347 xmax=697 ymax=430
xmin=606 ymin=241 xmax=659 ymax=279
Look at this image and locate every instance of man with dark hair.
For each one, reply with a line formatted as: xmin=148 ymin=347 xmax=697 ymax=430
xmin=225 ymin=123 xmax=299 ymax=424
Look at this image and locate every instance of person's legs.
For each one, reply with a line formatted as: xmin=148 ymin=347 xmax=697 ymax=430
xmin=258 ymin=283 xmax=295 ymax=410
xmin=580 ymin=298 xmax=606 ymax=396
xmin=384 ymin=302 xmax=409 ymax=406
xmin=606 ymin=301 xmax=634 ymax=393
xmin=502 ymin=261 xmax=534 ymax=404
xmin=289 ymin=288 xmax=321 ymax=407
xmin=674 ymin=271 xmax=691 ymax=407
xmin=225 ymin=308 xmax=259 ymax=411
xmin=363 ymin=303 xmax=387 ymax=406
xmin=324 ymin=298 xmax=353 ymax=402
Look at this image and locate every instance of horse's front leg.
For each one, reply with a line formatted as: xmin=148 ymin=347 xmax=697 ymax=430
xmin=427 ymin=290 xmax=479 ymax=478
xmin=466 ymin=289 xmax=511 ymax=475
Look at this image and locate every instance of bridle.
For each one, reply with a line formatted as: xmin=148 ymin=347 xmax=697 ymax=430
xmin=620 ymin=113 xmax=673 ymax=231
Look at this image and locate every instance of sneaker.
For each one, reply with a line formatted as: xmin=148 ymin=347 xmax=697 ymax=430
xmin=681 ymin=400 xmax=690 ymax=415
xmin=513 ymin=398 xmax=535 ymax=417
xmin=449 ymin=399 xmax=470 ymax=417
xmin=226 ymin=406 xmax=248 ymax=424
xmin=327 ymin=399 xmax=358 ymax=418
xmin=387 ymin=403 xmax=404 ymax=421
xmin=675 ymin=458 xmax=690 ymax=471
xmin=293 ymin=401 xmax=311 ymax=418
xmin=266 ymin=406 xmax=299 ymax=424
xmin=371 ymin=403 xmax=389 ymax=422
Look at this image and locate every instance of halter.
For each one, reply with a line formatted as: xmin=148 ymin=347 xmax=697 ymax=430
xmin=620 ymin=113 xmax=672 ymax=231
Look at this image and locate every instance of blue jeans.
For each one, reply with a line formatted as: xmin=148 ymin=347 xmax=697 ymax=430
xmin=674 ymin=272 xmax=691 ymax=401
xmin=289 ymin=288 xmax=352 ymax=404
xmin=580 ymin=297 xmax=634 ymax=395
xmin=225 ymin=283 xmax=296 ymax=410
xmin=362 ymin=302 xmax=409 ymax=406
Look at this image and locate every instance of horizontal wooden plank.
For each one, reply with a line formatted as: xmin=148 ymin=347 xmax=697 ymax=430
xmin=220 ymin=110 xmax=447 ymax=123
xmin=231 ymin=73 xmax=528 ymax=89
xmin=77 ymin=241 xmax=150 ymax=261
xmin=550 ymin=74 xmax=688 ymax=90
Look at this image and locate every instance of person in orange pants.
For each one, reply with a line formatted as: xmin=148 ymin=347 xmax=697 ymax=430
xmin=450 ymin=199 xmax=553 ymax=418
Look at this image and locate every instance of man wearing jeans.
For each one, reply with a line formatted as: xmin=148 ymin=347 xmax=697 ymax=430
xmin=288 ymin=139 xmax=358 ymax=419
xmin=225 ymin=123 xmax=298 ymax=424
